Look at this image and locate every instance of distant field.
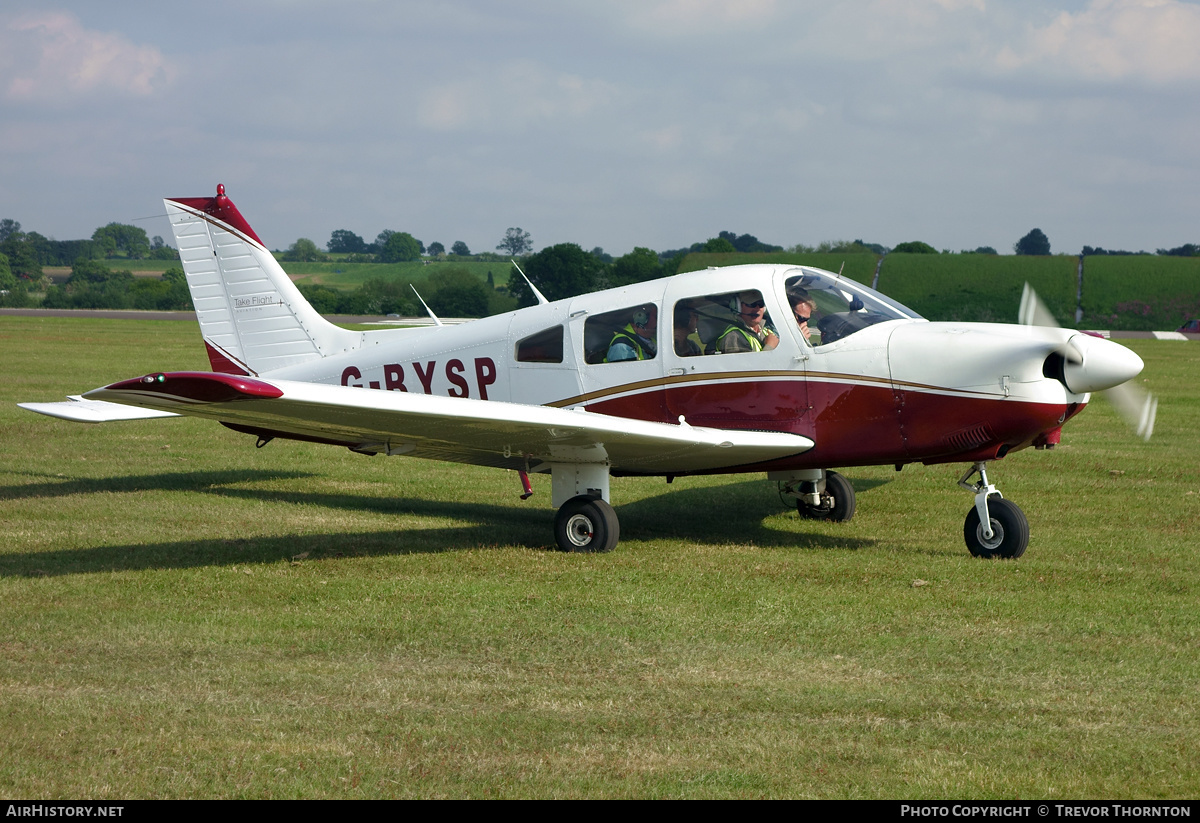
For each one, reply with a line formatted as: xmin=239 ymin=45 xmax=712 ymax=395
xmin=878 ymin=254 xmax=1080 ymax=325
xmin=2 ymin=315 xmax=1197 ymax=798
xmin=40 ymin=260 xmax=507 ymax=290
xmin=116 ymin=259 xmax=180 ymax=273
xmin=683 ymin=252 xmax=1081 ymax=323
xmin=685 ymin=252 xmax=1199 ymax=328
xmin=681 ymin=252 xmax=881 ymax=286
xmin=281 ymin=260 xmax=506 ymax=288
xmin=38 ymin=251 xmax=1200 ymax=330
xmin=1080 ymin=256 xmax=1200 ymax=331
xmin=43 ymin=263 xmax=175 ymax=284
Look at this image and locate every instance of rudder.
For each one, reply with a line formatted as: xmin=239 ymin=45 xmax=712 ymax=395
xmin=164 ymin=185 xmax=360 ymax=375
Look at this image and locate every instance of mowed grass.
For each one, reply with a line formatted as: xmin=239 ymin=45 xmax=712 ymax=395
xmin=1 ymin=316 xmax=1198 ymax=799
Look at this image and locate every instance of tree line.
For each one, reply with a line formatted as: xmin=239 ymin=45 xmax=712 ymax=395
xmin=282 ymin=226 xmax=536 ymax=264
xmin=3 ymin=213 xmax=1197 ymax=317
xmin=38 ymin=260 xmax=192 ymax=311
xmin=0 ymin=218 xmax=180 ymax=305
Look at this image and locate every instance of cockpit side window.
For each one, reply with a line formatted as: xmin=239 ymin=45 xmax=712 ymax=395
xmin=584 ymin=304 xmax=659 ymax=364
xmin=675 ymin=290 xmax=776 ymax=355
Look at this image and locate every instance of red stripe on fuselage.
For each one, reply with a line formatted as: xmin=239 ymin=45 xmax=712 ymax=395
xmin=585 ymin=376 xmax=1078 ymax=471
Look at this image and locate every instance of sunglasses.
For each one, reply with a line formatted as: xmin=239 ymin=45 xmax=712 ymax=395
xmin=794 ymin=312 xmax=812 ymax=323
xmin=741 ymin=300 xmax=766 ymax=310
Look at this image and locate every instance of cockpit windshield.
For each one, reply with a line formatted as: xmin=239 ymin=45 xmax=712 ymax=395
xmin=783 ymin=268 xmax=921 ymax=346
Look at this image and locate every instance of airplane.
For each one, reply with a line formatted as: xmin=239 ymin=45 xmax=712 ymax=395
xmin=20 ymin=185 xmax=1157 ymax=558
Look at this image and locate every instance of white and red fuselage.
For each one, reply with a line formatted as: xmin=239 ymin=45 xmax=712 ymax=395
xmin=284 ymin=298 xmax=1094 ymax=474
xmin=156 ymin=190 xmax=1135 ymax=478
xmin=21 ymin=187 xmax=1149 ymax=555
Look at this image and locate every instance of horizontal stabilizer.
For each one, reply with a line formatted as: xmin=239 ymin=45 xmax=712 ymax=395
xmin=18 ymin=396 xmax=179 ymax=423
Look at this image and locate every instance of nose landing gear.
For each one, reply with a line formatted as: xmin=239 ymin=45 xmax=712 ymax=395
xmin=959 ymin=462 xmax=1028 ymax=559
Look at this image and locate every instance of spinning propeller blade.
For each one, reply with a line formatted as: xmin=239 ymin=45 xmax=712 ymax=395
xmin=1105 ymin=380 xmax=1157 ymax=441
xmin=1019 ymin=283 xmax=1156 ymax=440
xmin=1018 ymin=283 xmax=1061 ymax=329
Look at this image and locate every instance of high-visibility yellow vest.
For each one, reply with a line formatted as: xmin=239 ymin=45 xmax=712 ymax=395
xmin=606 ymin=324 xmax=652 ymax=361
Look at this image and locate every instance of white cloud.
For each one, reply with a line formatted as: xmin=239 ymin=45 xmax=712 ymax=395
xmin=639 ymin=124 xmax=685 ymax=152
xmin=622 ymin=0 xmax=780 ymax=33
xmin=418 ymin=61 xmax=619 ymax=131
xmin=996 ymin=0 xmax=1200 ymax=83
xmin=1 ymin=11 xmax=175 ymax=101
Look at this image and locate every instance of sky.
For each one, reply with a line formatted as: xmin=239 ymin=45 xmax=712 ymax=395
xmin=1 ymin=0 xmax=1198 ymax=257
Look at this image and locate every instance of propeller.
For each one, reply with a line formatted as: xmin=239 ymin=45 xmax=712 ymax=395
xmin=1019 ymin=283 xmax=1156 ymax=440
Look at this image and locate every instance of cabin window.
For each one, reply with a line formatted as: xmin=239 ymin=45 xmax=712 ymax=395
xmin=676 ymin=290 xmax=777 ymax=355
xmin=584 ymin=305 xmax=659 ymax=364
xmin=516 ymin=325 xmax=564 ymax=363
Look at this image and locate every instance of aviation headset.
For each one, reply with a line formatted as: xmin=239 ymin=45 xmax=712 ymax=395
xmin=632 ymin=306 xmax=655 ymax=329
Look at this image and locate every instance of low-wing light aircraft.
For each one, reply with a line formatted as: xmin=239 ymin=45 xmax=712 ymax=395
xmin=21 ymin=186 xmax=1156 ymax=557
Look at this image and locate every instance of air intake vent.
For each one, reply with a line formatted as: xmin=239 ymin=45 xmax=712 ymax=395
xmin=1043 ymin=352 xmax=1068 ymax=386
xmin=942 ymin=425 xmax=994 ymax=451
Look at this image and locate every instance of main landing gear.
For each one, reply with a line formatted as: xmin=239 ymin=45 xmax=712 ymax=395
xmin=554 ymin=495 xmax=620 ymax=553
xmin=958 ymin=462 xmax=1029 ymax=559
xmin=549 ymin=459 xmax=620 ymax=553
xmin=775 ymin=469 xmax=857 ymax=523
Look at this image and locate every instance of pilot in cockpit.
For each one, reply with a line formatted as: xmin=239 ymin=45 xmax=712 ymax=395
xmin=713 ymin=291 xmax=779 ymax=353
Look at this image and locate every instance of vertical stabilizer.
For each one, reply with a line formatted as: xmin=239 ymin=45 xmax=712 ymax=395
xmin=164 ymin=185 xmax=361 ymax=375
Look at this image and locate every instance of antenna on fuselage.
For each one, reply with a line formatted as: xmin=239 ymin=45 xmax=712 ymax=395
xmin=512 ymin=260 xmax=549 ymax=306
xmin=837 ymin=261 xmax=845 ymax=279
xmin=410 ymin=285 xmax=443 ymax=327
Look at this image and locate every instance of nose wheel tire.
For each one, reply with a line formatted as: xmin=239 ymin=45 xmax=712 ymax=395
xmin=963 ymin=497 xmax=1029 ymax=559
xmin=796 ymin=470 xmax=856 ymax=522
xmin=554 ymin=495 xmax=620 ymax=553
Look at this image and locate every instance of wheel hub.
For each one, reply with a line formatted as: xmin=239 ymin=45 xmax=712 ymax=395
xmin=565 ymin=514 xmax=594 ymax=547
xmin=976 ymin=519 xmax=1004 ymax=550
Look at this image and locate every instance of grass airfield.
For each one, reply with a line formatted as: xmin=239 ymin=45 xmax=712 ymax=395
xmin=1 ymin=315 xmax=1197 ymax=799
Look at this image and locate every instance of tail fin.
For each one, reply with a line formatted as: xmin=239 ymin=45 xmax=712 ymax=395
xmin=164 ymin=185 xmax=360 ymax=375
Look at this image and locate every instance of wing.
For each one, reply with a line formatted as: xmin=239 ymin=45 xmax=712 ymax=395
xmin=81 ymin=371 xmax=814 ymax=473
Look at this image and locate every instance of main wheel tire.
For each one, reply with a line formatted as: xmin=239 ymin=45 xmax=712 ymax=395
xmin=554 ymin=496 xmax=620 ymax=553
xmin=796 ymin=470 xmax=856 ymax=523
xmin=963 ymin=496 xmax=1029 ymax=559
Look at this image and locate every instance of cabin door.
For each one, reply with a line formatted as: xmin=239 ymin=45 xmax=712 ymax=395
xmin=660 ymin=273 xmax=809 ymax=431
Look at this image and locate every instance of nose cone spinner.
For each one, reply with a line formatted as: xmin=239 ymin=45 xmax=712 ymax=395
xmin=1062 ymin=334 xmax=1144 ymax=394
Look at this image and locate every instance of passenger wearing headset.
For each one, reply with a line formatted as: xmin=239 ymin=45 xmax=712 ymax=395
xmin=605 ymin=305 xmax=658 ymax=362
